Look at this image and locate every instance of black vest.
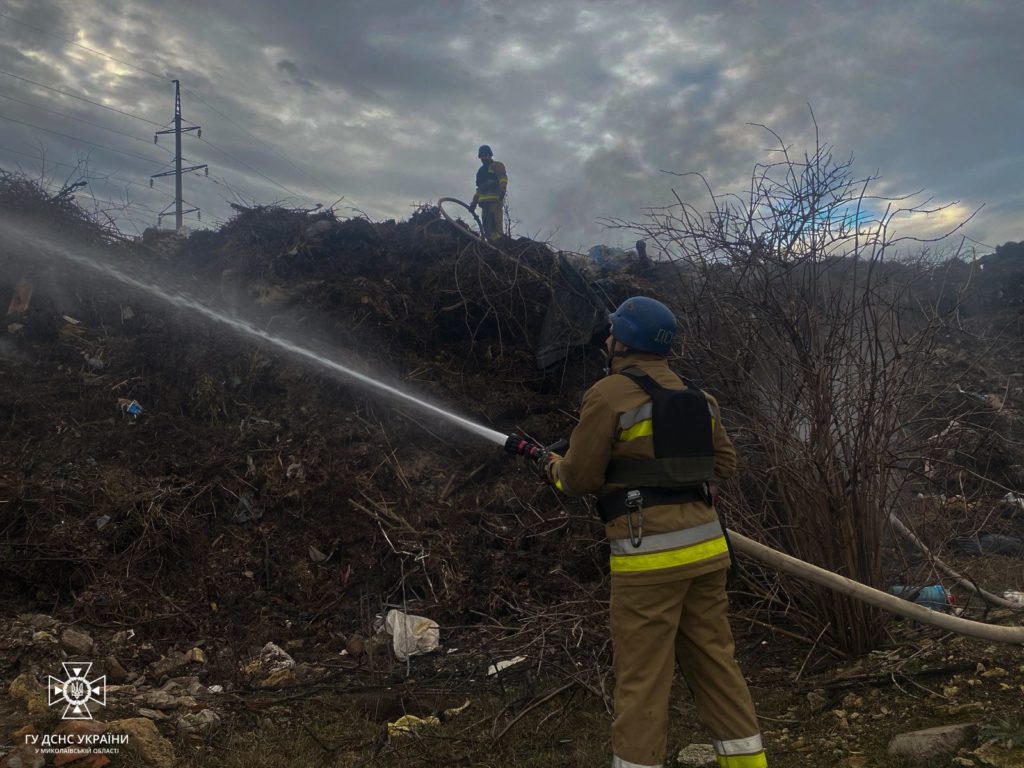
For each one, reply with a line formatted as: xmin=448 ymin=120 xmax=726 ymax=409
xmin=604 ymin=367 xmax=716 ymax=488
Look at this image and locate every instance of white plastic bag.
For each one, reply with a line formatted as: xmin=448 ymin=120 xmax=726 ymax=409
xmin=384 ymin=609 xmax=439 ymax=661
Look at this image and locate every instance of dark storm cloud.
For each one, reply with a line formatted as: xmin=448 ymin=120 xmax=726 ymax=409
xmin=276 ymin=59 xmax=319 ymax=95
xmin=0 ymin=0 xmax=1021 ymax=249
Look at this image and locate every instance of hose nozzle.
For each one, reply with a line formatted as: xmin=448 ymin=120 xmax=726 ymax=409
xmin=504 ymin=434 xmax=568 ymax=462
xmin=505 ymin=434 xmax=544 ymax=460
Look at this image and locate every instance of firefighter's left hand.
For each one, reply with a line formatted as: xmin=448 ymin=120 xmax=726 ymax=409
xmin=536 ymin=452 xmax=560 ymax=483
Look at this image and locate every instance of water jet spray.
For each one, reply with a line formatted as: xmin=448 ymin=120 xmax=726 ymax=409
xmin=1 ymin=220 xmax=525 ymax=451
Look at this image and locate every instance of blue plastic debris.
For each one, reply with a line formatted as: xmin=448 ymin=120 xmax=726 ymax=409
xmin=888 ymin=584 xmax=953 ymax=611
xmin=117 ymin=398 xmax=143 ymax=422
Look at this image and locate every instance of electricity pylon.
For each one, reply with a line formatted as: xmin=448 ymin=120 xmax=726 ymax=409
xmin=151 ymin=79 xmax=207 ymax=231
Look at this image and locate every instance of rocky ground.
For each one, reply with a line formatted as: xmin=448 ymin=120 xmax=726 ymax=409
xmin=1 ymin=186 xmax=1022 ymax=767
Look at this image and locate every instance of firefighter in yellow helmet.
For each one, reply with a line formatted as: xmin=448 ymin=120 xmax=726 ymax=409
xmin=542 ymin=297 xmax=767 ymax=768
xmin=468 ymin=144 xmax=507 ymax=241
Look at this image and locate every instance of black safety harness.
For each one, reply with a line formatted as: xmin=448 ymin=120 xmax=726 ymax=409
xmin=597 ymin=367 xmax=715 ymax=525
xmin=597 ymin=368 xmax=739 ymax=573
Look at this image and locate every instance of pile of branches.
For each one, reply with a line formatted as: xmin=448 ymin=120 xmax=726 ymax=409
xmin=0 ymin=169 xmax=125 ymax=245
xmin=0 ymin=189 xmax=620 ymax=671
xmin=175 ymin=203 xmax=588 ymax=382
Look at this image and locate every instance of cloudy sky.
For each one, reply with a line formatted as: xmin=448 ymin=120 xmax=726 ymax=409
xmin=0 ymin=0 xmax=1021 ymax=253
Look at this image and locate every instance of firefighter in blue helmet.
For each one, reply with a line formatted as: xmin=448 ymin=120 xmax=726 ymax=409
xmin=468 ymin=144 xmax=507 ymax=241
xmin=542 ymin=297 xmax=767 ymax=768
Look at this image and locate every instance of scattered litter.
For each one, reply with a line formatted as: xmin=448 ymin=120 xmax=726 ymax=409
xmin=7 ymin=322 xmax=24 ymax=334
xmin=117 ymin=398 xmax=143 ymax=422
xmin=83 ymin=354 xmax=104 ymax=371
xmin=999 ymin=492 xmax=1024 ymax=520
xmin=111 ymin=629 xmax=136 ymax=646
xmin=385 ymin=609 xmax=439 ymax=661
xmin=949 ymin=533 xmax=1024 ymax=558
xmin=96 ymin=515 xmax=111 ymax=530
xmin=487 ymin=656 xmax=527 ymax=676
xmin=888 ymin=585 xmax=955 ymax=611
xmin=177 ymin=708 xmax=220 ymax=735
xmin=256 ymin=642 xmax=295 ymax=671
xmin=62 ymin=315 xmax=82 ymax=325
xmin=207 ymin=685 xmax=224 ymax=694
xmin=121 ymin=305 xmax=134 ymax=322
xmin=1002 ymin=492 xmax=1024 ymax=509
xmin=241 ymin=643 xmax=295 ymax=679
xmin=387 ymin=713 xmax=440 ymax=737
xmin=1003 ymin=591 xmax=1024 ymax=606
xmin=308 ymin=544 xmax=329 ymax=563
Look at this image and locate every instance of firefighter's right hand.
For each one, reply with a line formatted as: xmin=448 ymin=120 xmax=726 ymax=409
xmin=468 ymin=201 xmax=477 ymax=213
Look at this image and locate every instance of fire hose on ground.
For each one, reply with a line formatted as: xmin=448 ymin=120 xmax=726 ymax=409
xmin=503 ymin=433 xmax=1024 ymax=645
xmin=727 ymin=530 xmax=1024 ymax=645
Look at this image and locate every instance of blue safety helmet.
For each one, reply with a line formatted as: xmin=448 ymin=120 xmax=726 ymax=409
xmin=478 ymin=144 xmax=493 ymax=157
xmin=608 ymin=296 xmax=677 ymax=355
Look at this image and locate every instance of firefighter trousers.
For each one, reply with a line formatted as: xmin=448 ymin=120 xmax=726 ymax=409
xmin=609 ymin=568 xmax=766 ymax=768
xmin=479 ymin=201 xmax=502 ymax=240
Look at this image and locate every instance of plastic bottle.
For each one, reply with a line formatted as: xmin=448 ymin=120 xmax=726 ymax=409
xmin=888 ymin=584 xmax=952 ymax=610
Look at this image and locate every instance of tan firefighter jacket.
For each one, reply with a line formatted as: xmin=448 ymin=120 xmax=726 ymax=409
xmin=547 ymin=353 xmax=736 ymax=584
xmin=472 ymin=159 xmax=507 ymax=205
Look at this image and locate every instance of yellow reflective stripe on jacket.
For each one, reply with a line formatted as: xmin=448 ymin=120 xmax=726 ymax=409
xmin=609 ymin=535 xmax=728 ymax=573
xmin=615 ymin=400 xmax=716 ymax=441
xmin=618 ymin=419 xmax=652 ymax=442
xmin=715 ymin=752 xmax=767 ymax=768
xmin=609 ymin=521 xmax=722 ymax=556
xmin=617 ymin=402 xmax=652 ymax=442
xmin=618 ymin=402 xmax=651 ymax=429
xmin=477 ymin=194 xmax=502 ymax=202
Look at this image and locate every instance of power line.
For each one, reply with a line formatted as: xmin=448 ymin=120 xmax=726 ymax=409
xmin=199 ymin=171 xmax=260 ymax=208
xmin=1 ymin=11 xmax=329 ymax=202
xmin=0 ymin=147 xmax=182 ymax=207
xmin=0 ymin=90 xmax=174 ymax=152
xmin=196 ymin=135 xmax=303 ymax=199
xmin=0 ymin=11 xmax=166 ymax=81
xmin=181 ymin=85 xmax=330 ymax=192
xmin=1 ymin=13 xmax=327 ymax=195
xmin=0 ymin=143 xmax=156 ymax=187
xmin=1 ymin=142 xmax=257 ymax=226
xmin=0 ymin=155 xmax=161 ymax=225
xmin=0 ymin=112 xmax=163 ymax=164
xmin=0 ymin=68 xmax=164 ymax=127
